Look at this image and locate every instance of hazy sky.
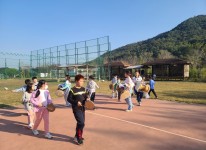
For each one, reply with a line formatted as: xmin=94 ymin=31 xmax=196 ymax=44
xmin=0 ymin=0 xmax=205 ymax=53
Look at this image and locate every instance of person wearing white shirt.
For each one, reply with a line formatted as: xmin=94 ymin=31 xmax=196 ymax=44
xmin=116 ymin=77 xmax=122 ymax=101
xmin=111 ymin=75 xmax=118 ymax=98
xmin=86 ymin=75 xmax=99 ymax=102
xmin=32 ymin=77 xmax=38 ymax=91
xmin=133 ymin=70 xmax=144 ymax=106
xmin=124 ymin=71 xmax=134 ymax=112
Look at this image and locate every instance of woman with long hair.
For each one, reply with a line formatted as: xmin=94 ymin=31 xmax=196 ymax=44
xmin=30 ymin=80 xmax=53 ymax=139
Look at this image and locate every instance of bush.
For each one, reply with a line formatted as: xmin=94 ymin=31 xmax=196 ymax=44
xmin=189 ymin=68 xmax=198 ymax=79
xmin=189 ymin=67 xmax=206 ymax=82
xmin=200 ymin=68 xmax=206 ymax=80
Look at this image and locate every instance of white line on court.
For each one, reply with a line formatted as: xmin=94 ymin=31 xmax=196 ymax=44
xmin=86 ymin=111 xmax=206 ymax=144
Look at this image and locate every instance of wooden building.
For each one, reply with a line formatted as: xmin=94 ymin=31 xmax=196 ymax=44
xmin=124 ymin=65 xmax=150 ymax=77
xmin=104 ymin=61 xmax=130 ymax=79
xmin=142 ymin=59 xmax=190 ymax=80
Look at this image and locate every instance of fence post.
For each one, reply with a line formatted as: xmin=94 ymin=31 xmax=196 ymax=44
xmin=19 ymin=59 xmax=21 ymax=78
xmin=36 ymin=50 xmax=39 ymax=77
xmin=4 ymin=58 xmax=7 ymax=79
xmin=97 ymin=38 xmax=101 ymax=81
xmin=85 ymin=41 xmax=89 ymax=81
xmin=57 ymin=46 xmax=59 ymax=79
xmin=43 ymin=49 xmax=45 ymax=68
xmin=65 ymin=44 xmax=68 ymax=65
xmin=77 ymin=48 xmax=79 ymax=64
xmin=108 ymin=36 xmax=111 ymax=81
xmin=30 ymin=51 xmax=32 ymax=77
xmin=75 ymin=43 xmax=77 ymax=64
xmin=49 ymin=48 xmax=52 ymax=66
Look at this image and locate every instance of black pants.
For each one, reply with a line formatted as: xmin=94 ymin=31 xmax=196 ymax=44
xmin=118 ymin=90 xmax=121 ymax=101
xmin=134 ymin=89 xmax=143 ymax=102
xmin=149 ymin=89 xmax=157 ymax=98
xmin=90 ymin=92 xmax=96 ymax=102
xmin=73 ymin=107 xmax=85 ymax=139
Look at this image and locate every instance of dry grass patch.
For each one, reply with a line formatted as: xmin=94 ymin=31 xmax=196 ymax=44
xmin=0 ymin=79 xmax=206 ymax=108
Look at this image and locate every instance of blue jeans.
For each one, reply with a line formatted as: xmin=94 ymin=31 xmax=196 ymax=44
xmin=125 ymin=96 xmax=133 ymax=110
xmin=134 ymin=89 xmax=143 ymax=103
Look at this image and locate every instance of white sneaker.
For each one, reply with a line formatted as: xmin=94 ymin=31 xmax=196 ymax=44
xmin=32 ymin=130 xmax=39 ymax=135
xmin=28 ymin=123 xmax=34 ymax=129
xmin=73 ymin=136 xmax=78 ymax=143
xmin=45 ymin=133 xmax=53 ymax=139
xmin=125 ymin=109 xmax=132 ymax=112
xmin=66 ymin=104 xmax=71 ymax=107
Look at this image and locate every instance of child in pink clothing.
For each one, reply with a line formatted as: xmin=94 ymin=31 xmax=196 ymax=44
xmin=30 ymin=80 xmax=53 ymax=139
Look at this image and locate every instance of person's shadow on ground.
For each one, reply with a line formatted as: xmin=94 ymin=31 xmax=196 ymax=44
xmin=0 ymin=109 xmax=75 ymax=144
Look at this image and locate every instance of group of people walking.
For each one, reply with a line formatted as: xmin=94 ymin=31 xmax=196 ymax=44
xmin=13 ymin=77 xmax=53 ymax=139
xmin=13 ymin=74 xmax=99 ymax=145
xmin=12 ymin=71 xmax=156 ymax=145
xmin=111 ymin=70 xmax=158 ymax=112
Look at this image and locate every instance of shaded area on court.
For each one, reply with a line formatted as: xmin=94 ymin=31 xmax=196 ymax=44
xmin=0 ymin=95 xmax=206 ymax=150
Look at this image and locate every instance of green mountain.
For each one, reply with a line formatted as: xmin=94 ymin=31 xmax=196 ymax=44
xmin=101 ymin=15 xmax=206 ymax=68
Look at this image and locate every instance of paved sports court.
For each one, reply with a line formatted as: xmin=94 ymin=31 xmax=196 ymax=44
xmin=0 ymin=95 xmax=206 ymax=150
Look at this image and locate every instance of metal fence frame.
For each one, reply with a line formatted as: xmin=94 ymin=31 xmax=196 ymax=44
xmin=0 ymin=36 xmax=111 ymax=80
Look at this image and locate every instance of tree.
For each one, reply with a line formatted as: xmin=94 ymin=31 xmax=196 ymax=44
xmin=0 ymin=68 xmax=19 ymax=78
xmin=158 ymin=50 xmax=174 ymax=59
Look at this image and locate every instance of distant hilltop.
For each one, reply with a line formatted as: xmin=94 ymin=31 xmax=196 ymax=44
xmin=100 ymin=15 xmax=206 ymax=68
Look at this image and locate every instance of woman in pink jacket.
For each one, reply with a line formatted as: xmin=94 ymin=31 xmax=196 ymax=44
xmin=30 ymin=80 xmax=53 ymax=139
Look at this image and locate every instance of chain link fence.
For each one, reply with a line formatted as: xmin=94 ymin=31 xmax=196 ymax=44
xmin=0 ymin=36 xmax=111 ymax=80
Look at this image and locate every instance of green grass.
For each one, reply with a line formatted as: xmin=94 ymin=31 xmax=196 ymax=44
xmin=0 ymin=79 xmax=206 ymax=108
xmin=153 ymin=81 xmax=206 ymax=104
xmin=0 ymin=79 xmax=60 ymax=108
xmin=95 ymin=80 xmax=206 ymax=104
